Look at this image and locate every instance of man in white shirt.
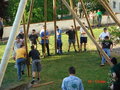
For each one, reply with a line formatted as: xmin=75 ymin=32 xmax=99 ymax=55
xmin=99 ymin=28 xmax=110 ymax=40
xmin=80 ymin=22 xmax=87 ymax=52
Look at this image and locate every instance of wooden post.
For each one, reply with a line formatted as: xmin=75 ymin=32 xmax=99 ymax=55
xmin=26 ymin=0 xmax=34 ymax=34
xmin=0 ymin=0 xmax=28 ymax=87
xmin=53 ymin=0 xmax=57 ymax=54
xmin=69 ymin=0 xmax=80 ymax=51
xmin=99 ymin=0 xmax=120 ymax=27
xmin=61 ymin=0 xmax=113 ymax=67
xmin=22 ymin=14 xmax=30 ymax=76
xmin=43 ymin=0 xmax=47 ymax=57
xmin=79 ymin=0 xmax=102 ymax=58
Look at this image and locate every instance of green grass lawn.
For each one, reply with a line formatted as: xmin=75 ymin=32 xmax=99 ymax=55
xmin=0 ymin=28 xmax=120 ymax=90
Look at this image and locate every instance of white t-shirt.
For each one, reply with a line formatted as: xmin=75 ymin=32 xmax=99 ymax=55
xmin=99 ymin=32 xmax=110 ymax=40
xmin=80 ymin=27 xmax=87 ymax=37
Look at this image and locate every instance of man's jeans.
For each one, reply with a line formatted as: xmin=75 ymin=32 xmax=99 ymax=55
xmin=16 ymin=58 xmax=26 ymax=80
xmin=101 ymin=48 xmax=110 ymax=64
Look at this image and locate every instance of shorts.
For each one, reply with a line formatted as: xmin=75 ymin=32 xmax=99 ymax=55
xmin=32 ymin=60 xmax=41 ymax=72
xmin=69 ymin=39 xmax=75 ymax=44
xmin=80 ymin=37 xmax=87 ymax=44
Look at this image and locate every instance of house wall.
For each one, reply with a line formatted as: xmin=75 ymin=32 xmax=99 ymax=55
xmin=109 ymin=0 xmax=120 ymax=13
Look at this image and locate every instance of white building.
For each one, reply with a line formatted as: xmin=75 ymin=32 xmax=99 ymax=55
xmin=109 ymin=0 xmax=120 ymax=13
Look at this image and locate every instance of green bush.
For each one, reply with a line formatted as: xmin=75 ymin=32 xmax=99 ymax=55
xmin=109 ymin=26 xmax=120 ymax=44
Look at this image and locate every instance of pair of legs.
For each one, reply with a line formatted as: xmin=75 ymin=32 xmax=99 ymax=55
xmin=0 ymin=28 xmax=3 ymax=41
xmin=16 ymin=58 xmax=26 ymax=80
xmin=57 ymin=39 xmax=62 ymax=54
xmin=68 ymin=39 xmax=77 ymax=52
xmin=97 ymin=17 xmax=102 ymax=27
xmin=30 ymin=41 xmax=37 ymax=49
xmin=41 ymin=43 xmax=50 ymax=56
xmin=31 ymin=60 xmax=41 ymax=84
xmin=101 ymin=48 xmax=110 ymax=65
xmin=80 ymin=37 xmax=87 ymax=51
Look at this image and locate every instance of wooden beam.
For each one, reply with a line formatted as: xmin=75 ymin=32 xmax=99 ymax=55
xmin=53 ymin=0 xmax=57 ymax=54
xmin=43 ymin=0 xmax=47 ymax=57
xmin=61 ymin=0 xmax=113 ymax=66
xmin=26 ymin=0 xmax=34 ymax=34
xmin=22 ymin=14 xmax=30 ymax=76
xmin=69 ymin=0 xmax=80 ymax=51
xmin=32 ymin=81 xmax=54 ymax=88
xmin=79 ymin=0 xmax=102 ymax=58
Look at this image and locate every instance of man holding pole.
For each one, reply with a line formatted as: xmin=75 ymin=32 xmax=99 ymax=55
xmin=56 ymin=26 xmax=62 ymax=54
xmin=40 ymin=25 xmax=50 ymax=56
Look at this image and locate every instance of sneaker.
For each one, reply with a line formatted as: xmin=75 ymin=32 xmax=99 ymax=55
xmin=21 ymin=71 xmax=24 ymax=75
xmin=31 ymin=80 xmax=35 ymax=84
xmin=100 ymin=64 xmax=105 ymax=66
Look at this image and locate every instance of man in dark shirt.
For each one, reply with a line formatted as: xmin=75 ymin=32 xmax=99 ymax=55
xmin=17 ymin=29 xmax=24 ymax=39
xmin=101 ymin=36 xmax=113 ymax=66
xmin=29 ymin=45 xmax=41 ymax=84
xmin=66 ymin=25 xmax=77 ymax=52
xmin=29 ymin=29 xmax=39 ymax=48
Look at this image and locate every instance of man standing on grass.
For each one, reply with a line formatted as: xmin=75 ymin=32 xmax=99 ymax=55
xmin=80 ymin=22 xmax=87 ymax=52
xmin=29 ymin=29 xmax=39 ymax=48
xmin=29 ymin=45 xmax=42 ymax=84
xmin=40 ymin=25 xmax=50 ymax=56
xmin=101 ymin=36 xmax=113 ymax=66
xmin=97 ymin=9 xmax=102 ymax=27
xmin=16 ymin=45 xmax=26 ymax=80
xmin=62 ymin=66 xmax=84 ymax=90
xmin=99 ymin=28 xmax=110 ymax=41
xmin=66 ymin=25 xmax=77 ymax=52
xmin=56 ymin=26 xmax=62 ymax=54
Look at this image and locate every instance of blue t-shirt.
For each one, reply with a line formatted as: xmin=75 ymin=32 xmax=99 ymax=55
xmin=40 ymin=29 xmax=49 ymax=44
xmin=62 ymin=75 xmax=84 ymax=90
xmin=57 ymin=29 xmax=62 ymax=40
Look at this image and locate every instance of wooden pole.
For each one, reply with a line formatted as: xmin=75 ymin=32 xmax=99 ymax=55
xmin=99 ymin=0 xmax=120 ymax=27
xmin=61 ymin=0 xmax=113 ymax=67
xmin=79 ymin=0 xmax=102 ymax=58
xmin=0 ymin=0 xmax=28 ymax=87
xmin=26 ymin=0 xmax=34 ymax=34
xmin=53 ymin=0 xmax=57 ymax=54
xmin=32 ymin=81 xmax=54 ymax=88
xmin=22 ymin=14 xmax=30 ymax=76
xmin=69 ymin=0 xmax=80 ymax=51
xmin=43 ymin=0 xmax=47 ymax=57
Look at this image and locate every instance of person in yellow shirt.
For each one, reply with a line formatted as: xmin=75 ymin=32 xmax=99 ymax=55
xmin=16 ymin=45 xmax=26 ymax=80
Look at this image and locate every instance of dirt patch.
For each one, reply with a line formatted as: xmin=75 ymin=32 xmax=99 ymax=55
xmin=9 ymin=83 xmax=30 ymax=90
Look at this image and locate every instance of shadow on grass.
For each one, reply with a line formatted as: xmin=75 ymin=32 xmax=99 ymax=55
xmin=1 ymin=51 xmax=116 ymax=90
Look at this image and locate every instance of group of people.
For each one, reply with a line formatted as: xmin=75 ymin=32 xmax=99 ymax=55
xmin=11 ymin=23 xmax=120 ymax=89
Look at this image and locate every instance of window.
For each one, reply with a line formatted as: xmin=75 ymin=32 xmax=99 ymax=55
xmin=113 ymin=1 xmax=116 ymax=9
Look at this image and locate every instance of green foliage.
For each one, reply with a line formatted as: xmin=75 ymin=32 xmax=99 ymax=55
xmin=108 ymin=26 xmax=120 ymax=44
xmin=5 ymin=0 xmax=105 ymax=25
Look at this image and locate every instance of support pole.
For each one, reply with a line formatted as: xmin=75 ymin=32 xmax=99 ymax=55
xmin=69 ymin=0 xmax=80 ymax=51
xmin=0 ymin=0 xmax=28 ymax=87
xmin=79 ymin=0 xmax=102 ymax=58
xmin=22 ymin=15 xmax=30 ymax=76
xmin=61 ymin=0 xmax=113 ymax=67
xmin=99 ymin=0 xmax=120 ymax=27
xmin=53 ymin=0 xmax=57 ymax=54
xmin=27 ymin=0 xmax=35 ymax=34
xmin=43 ymin=0 xmax=47 ymax=57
